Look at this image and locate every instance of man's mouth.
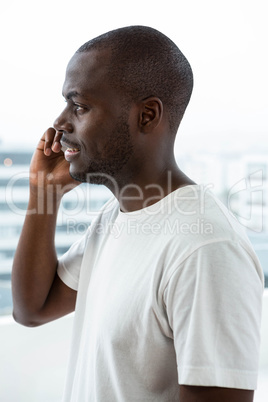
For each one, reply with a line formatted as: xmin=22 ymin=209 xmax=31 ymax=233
xmin=60 ymin=139 xmax=80 ymax=161
xmin=60 ymin=138 xmax=80 ymax=152
xmin=65 ymin=147 xmax=80 ymax=152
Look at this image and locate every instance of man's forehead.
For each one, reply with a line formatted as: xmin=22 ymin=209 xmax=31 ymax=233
xmin=66 ymin=49 xmax=110 ymax=76
xmin=62 ymin=49 xmax=112 ymax=98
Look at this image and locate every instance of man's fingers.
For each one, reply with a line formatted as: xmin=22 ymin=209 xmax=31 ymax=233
xmin=36 ymin=128 xmax=63 ymax=156
xmin=43 ymin=127 xmax=62 ymax=156
xmin=52 ymin=131 xmax=63 ymax=153
xmin=43 ymin=127 xmax=55 ymax=156
xmin=36 ymin=138 xmax=45 ymax=152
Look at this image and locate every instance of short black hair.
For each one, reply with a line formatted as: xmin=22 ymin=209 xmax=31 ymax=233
xmin=77 ymin=26 xmax=193 ymax=134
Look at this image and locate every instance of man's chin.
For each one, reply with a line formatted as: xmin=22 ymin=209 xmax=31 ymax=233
xmin=69 ymin=171 xmax=86 ymax=183
xmin=69 ymin=170 xmax=117 ymax=187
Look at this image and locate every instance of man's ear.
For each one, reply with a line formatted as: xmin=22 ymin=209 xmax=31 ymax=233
xmin=139 ymin=97 xmax=163 ymax=132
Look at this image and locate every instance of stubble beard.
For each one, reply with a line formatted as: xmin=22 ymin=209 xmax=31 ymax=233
xmin=69 ymin=117 xmax=134 ymax=189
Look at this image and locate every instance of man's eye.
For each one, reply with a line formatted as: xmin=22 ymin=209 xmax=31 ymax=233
xmin=74 ymin=104 xmax=87 ymax=114
xmin=63 ymin=99 xmax=87 ymax=114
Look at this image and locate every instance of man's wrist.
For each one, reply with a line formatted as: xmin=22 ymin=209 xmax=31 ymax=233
xmin=28 ymin=188 xmax=62 ymax=216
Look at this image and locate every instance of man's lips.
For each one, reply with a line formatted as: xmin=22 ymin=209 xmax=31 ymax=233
xmin=60 ymin=138 xmax=80 ymax=152
xmin=63 ymin=146 xmax=80 ymax=152
xmin=60 ymin=139 xmax=80 ymax=161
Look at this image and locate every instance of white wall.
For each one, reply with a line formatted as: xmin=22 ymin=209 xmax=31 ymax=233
xmin=0 ymin=291 xmax=268 ymax=401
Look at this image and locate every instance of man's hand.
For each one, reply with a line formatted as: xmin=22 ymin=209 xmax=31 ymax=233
xmin=29 ymin=127 xmax=80 ymax=197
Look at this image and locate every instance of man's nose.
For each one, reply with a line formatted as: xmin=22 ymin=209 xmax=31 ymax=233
xmin=53 ymin=110 xmax=73 ymax=133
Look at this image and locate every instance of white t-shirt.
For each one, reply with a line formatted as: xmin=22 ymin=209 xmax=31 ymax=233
xmin=58 ymin=185 xmax=264 ymax=401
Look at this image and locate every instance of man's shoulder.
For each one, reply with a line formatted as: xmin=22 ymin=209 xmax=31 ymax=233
xmin=91 ymin=196 xmax=120 ymax=227
xmin=167 ymin=185 xmax=249 ymax=245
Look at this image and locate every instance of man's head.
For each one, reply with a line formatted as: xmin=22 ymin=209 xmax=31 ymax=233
xmin=54 ymin=26 xmax=193 ymax=187
xmin=77 ymin=25 xmax=193 ymax=135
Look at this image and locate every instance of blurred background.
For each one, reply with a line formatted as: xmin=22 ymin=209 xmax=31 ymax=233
xmin=0 ymin=0 xmax=267 ymax=400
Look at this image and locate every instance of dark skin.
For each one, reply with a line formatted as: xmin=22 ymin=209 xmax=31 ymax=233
xmin=12 ymin=49 xmax=254 ymax=402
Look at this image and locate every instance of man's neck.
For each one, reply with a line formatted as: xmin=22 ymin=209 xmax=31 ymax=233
xmin=111 ymin=168 xmax=196 ymax=213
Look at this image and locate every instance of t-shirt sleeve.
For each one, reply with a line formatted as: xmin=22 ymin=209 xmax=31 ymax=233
xmin=164 ymin=240 xmax=264 ymax=390
xmin=57 ymin=197 xmax=118 ymax=291
xmin=57 ymin=229 xmax=90 ymax=291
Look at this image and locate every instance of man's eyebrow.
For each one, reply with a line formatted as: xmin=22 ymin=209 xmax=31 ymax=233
xmin=63 ymin=91 xmax=80 ymax=100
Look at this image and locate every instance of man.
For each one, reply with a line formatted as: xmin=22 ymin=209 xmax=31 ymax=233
xmin=12 ymin=26 xmax=263 ymax=401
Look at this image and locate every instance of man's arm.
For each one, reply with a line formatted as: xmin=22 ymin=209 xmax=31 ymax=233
xmin=12 ymin=128 xmax=79 ymax=327
xmin=179 ymin=385 xmax=254 ymax=402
